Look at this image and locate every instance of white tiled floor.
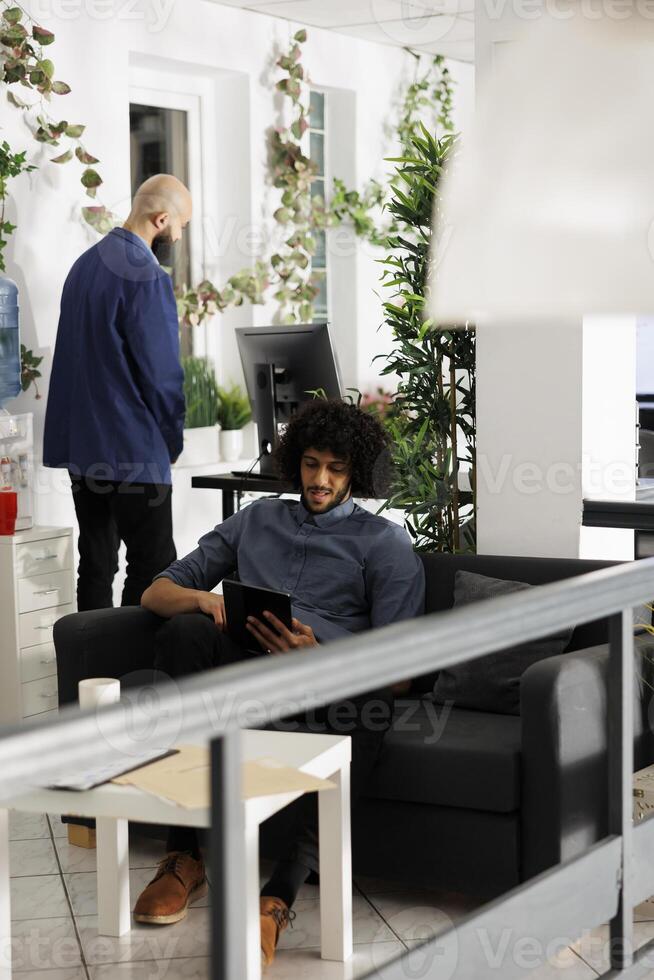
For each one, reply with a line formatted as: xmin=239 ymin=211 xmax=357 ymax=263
xmin=7 ymin=812 xmax=654 ymax=979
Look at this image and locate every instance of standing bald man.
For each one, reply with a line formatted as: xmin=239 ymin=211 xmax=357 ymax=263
xmin=44 ymin=175 xmax=191 ymax=609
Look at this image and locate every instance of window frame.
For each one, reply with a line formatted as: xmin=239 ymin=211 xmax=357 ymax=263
xmin=305 ymin=87 xmax=330 ymax=323
xmin=129 ymin=80 xmax=205 ymax=288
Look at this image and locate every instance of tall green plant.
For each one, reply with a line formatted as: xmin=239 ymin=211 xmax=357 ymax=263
xmin=182 ymin=356 xmax=220 ymax=429
xmin=380 ymin=125 xmax=476 ymax=553
xmin=216 ymin=384 xmax=252 ymax=431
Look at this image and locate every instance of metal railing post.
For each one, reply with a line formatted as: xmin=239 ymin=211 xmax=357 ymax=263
xmin=210 ymin=730 xmax=246 ymax=980
xmin=608 ymin=608 xmax=635 ymax=971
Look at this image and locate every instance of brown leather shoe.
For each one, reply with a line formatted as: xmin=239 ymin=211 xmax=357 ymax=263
xmin=260 ymin=896 xmax=295 ymax=967
xmin=133 ymin=852 xmax=208 ymax=925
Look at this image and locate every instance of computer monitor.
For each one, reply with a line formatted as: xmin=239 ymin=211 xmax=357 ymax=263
xmin=236 ymin=322 xmax=343 ymax=476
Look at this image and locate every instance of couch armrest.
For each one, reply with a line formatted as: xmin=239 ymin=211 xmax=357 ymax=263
xmin=55 ymin=607 xmax=164 ymax=706
xmin=521 ymin=641 xmax=654 ymax=882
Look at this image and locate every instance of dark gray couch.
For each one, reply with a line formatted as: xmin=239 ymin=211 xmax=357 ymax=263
xmin=54 ymin=552 xmax=654 ymax=899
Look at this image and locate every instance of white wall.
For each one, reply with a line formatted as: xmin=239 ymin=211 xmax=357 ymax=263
xmin=1 ymin=0 xmax=473 ymax=560
xmin=637 ymin=319 xmax=654 ymax=395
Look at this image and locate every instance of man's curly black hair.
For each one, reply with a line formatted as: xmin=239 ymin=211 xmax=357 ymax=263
xmin=274 ymin=399 xmax=393 ymax=498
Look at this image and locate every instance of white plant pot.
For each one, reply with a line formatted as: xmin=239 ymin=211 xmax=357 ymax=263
xmin=219 ymin=428 xmax=244 ymax=463
xmin=179 ymin=426 xmax=219 ymax=466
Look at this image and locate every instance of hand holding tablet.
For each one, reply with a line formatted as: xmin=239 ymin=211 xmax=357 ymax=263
xmin=222 ymin=580 xmax=318 ymax=653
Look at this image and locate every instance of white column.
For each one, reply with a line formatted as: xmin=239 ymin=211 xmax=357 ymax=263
xmin=473 ymin=8 xmax=637 ymax=560
xmin=476 ymin=318 xmax=635 ymax=559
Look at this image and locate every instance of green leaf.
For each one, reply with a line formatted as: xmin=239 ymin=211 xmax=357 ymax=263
xmin=6 ymin=90 xmax=27 ymax=108
xmin=2 ymin=8 xmax=22 ymax=25
xmin=50 ymin=148 xmax=73 ymax=163
xmin=32 ymin=25 xmax=55 ymax=45
xmin=81 ymin=167 xmax=102 ymax=188
xmin=294 ymin=28 xmax=307 ymax=42
xmin=75 ymin=147 xmax=99 ymax=165
xmin=51 ymin=80 xmax=71 ymax=95
xmin=37 ymin=58 xmax=55 ymax=78
xmin=0 ymin=23 xmax=26 ymax=44
xmin=65 ymin=123 xmax=85 ymax=138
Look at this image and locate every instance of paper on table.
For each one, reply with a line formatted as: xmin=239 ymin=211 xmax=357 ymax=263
xmin=111 ymin=745 xmax=335 ymax=809
xmin=242 ymin=759 xmax=335 ymax=800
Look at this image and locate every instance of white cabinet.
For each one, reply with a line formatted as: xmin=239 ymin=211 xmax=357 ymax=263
xmin=0 ymin=526 xmax=75 ymax=725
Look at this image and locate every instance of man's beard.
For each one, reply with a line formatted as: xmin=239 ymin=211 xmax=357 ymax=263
xmin=152 ymin=232 xmax=174 ymax=262
xmin=303 ymin=482 xmax=351 ymax=514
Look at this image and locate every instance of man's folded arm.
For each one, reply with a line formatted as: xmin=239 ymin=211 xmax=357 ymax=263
xmin=142 ymin=511 xmax=246 ymax=614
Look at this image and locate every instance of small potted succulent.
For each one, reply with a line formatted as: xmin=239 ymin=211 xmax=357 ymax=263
xmin=216 ymin=383 xmax=252 ymax=462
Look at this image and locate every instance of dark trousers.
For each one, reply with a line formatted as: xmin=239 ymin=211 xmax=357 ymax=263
xmin=70 ymin=475 xmax=176 ymax=611
xmin=153 ymin=613 xmax=393 ymax=875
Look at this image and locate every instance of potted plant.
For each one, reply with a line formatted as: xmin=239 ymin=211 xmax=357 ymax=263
xmin=179 ymin=356 xmax=220 ymax=465
xmin=216 ymin=383 xmax=252 ymax=462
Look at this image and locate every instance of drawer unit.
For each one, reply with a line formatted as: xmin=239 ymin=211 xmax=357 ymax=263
xmin=0 ymin=526 xmax=74 ymax=725
xmin=23 ymin=707 xmax=58 ymax=723
xmin=20 ymin=643 xmax=57 ymax=684
xmin=22 ymin=676 xmax=59 ymax=718
xmin=19 ymin=604 xmax=75 ymax=649
xmin=18 ymin=570 xmax=74 ymax=613
xmin=15 ymin=535 xmax=73 ymax=578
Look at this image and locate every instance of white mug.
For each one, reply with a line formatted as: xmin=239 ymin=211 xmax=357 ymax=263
xmin=78 ymin=677 xmax=120 ymax=711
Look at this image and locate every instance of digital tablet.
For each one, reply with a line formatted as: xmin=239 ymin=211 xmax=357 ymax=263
xmin=223 ymin=580 xmax=293 ymax=654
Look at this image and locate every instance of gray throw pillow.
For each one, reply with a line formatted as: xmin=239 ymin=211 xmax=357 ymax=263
xmin=432 ymin=570 xmax=574 ymax=716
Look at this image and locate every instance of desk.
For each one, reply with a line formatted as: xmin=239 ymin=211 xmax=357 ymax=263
xmin=583 ymin=480 xmax=654 ymax=532
xmin=0 ymin=729 xmax=352 ymax=980
xmin=192 ymin=473 xmax=295 ymax=519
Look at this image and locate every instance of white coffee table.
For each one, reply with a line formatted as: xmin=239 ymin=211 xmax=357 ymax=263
xmin=0 ymin=729 xmax=352 ymax=980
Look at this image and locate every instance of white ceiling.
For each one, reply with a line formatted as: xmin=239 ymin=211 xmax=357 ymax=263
xmin=209 ymin=0 xmax=475 ymax=62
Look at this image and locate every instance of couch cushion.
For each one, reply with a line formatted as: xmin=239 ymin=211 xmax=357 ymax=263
xmin=366 ymin=699 xmax=521 ymax=814
xmin=432 ymin=571 xmax=574 ymax=716
xmin=413 ymin=553 xmax=619 ymax=695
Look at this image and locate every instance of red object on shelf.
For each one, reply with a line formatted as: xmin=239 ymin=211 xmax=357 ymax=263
xmin=0 ymin=490 xmax=17 ymax=535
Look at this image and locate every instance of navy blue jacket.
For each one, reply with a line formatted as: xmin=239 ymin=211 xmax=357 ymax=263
xmin=44 ymin=228 xmax=185 ymax=484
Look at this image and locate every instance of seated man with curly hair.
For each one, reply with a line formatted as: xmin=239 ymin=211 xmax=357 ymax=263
xmin=136 ymin=399 xmax=425 ymax=965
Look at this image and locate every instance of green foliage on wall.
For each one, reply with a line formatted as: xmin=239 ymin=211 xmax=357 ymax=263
xmin=1 ymin=2 xmax=104 ymax=208
xmin=0 ymin=139 xmax=34 ymax=272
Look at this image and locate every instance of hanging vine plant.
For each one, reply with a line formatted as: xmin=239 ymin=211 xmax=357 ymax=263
xmin=2 ymin=13 xmax=456 ymax=392
xmin=0 ymin=3 xmax=105 ymax=211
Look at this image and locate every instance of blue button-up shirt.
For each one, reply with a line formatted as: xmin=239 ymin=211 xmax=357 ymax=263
xmin=158 ymin=497 xmax=425 ymax=643
xmin=44 ymin=227 xmax=185 ymax=484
